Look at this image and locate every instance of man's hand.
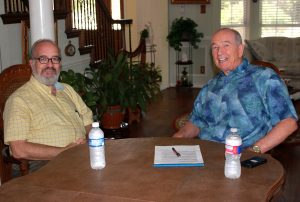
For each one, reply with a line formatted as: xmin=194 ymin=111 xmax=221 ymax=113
xmin=75 ymin=137 xmax=86 ymax=144
xmin=65 ymin=138 xmax=86 ymax=149
xmin=172 ymin=121 xmax=200 ymax=138
xmin=173 ymin=132 xmax=186 ymax=138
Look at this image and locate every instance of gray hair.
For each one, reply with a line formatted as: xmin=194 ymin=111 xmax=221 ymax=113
xmin=213 ymin=28 xmax=243 ymax=45
xmin=30 ymin=39 xmax=61 ymax=59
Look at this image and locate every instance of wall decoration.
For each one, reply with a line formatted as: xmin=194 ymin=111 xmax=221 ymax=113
xmin=171 ymin=0 xmax=210 ymax=13
xmin=171 ymin=0 xmax=210 ymax=4
xmin=65 ymin=40 xmax=76 ymax=56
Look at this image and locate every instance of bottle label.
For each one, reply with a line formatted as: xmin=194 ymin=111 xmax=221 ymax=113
xmin=89 ymin=138 xmax=104 ymax=147
xmin=225 ymin=144 xmax=241 ymax=154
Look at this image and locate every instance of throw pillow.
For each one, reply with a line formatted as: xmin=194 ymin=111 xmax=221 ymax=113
xmin=245 ymin=40 xmax=273 ymax=61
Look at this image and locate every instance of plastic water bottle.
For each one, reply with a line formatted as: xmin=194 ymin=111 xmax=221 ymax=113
xmin=89 ymin=122 xmax=106 ymax=169
xmin=224 ymin=128 xmax=242 ymax=179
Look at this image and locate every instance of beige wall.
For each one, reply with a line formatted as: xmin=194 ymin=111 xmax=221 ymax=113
xmin=123 ymin=0 xmax=138 ymax=50
xmin=124 ymin=0 xmax=169 ymax=90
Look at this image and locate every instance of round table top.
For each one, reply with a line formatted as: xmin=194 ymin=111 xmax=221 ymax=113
xmin=0 ymin=137 xmax=284 ymax=202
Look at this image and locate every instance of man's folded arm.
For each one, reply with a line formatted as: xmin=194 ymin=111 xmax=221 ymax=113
xmin=9 ymin=139 xmax=85 ymax=160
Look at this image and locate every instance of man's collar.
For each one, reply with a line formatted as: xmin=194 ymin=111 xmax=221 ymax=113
xmin=30 ymin=75 xmax=64 ymax=95
xmin=220 ymin=58 xmax=249 ymax=77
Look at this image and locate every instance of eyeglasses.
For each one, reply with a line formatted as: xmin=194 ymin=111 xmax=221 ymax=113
xmin=34 ymin=56 xmax=61 ymax=64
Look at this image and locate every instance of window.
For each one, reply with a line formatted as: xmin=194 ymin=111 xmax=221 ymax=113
xmin=221 ymin=0 xmax=249 ymax=40
xmin=72 ymin=0 xmax=97 ymax=30
xmin=111 ymin=0 xmax=121 ymax=20
xmin=111 ymin=0 xmax=121 ymax=30
xmin=260 ymin=0 xmax=300 ymax=37
xmin=71 ymin=0 xmax=122 ymax=30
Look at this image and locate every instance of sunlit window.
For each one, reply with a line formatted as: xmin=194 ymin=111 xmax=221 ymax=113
xmin=221 ymin=0 xmax=249 ymax=41
xmin=71 ymin=0 xmax=122 ymax=31
xmin=260 ymin=0 xmax=300 ymax=37
xmin=72 ymin=0 xmax=97 ymax=30
xmin=111 ymin=0 xmax=121 ymax=30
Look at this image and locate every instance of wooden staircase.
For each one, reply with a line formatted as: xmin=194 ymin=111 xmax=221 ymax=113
xmin=0 ymin=0 xmax=146 ymax=64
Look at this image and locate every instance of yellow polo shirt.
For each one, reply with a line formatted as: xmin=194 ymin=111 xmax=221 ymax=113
xmin=4 ymin=76 xmax=93 ymax=147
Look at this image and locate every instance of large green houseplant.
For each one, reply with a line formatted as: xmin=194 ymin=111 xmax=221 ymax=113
xmin=59 ymin=51 xmax=161 ymax=128
xmin=167 ymin=17 xmax=203 ymax=51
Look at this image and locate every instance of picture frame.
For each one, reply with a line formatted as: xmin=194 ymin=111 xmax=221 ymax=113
xmin=171 ymin=0 xmax=210 ymax=4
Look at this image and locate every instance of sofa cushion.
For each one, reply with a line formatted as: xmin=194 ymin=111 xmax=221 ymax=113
xmin=245 ymin=39 xmax=273 ymax=61
xmin=274 ymin=61 xmax=300 ymax=76
xmin=243 ymin=47 xmax=255 ymax=62
xmin=270 ymin=37 xmax=292 ymax=62
xmin=245 ymin=37 xmax=300 ymax=89
xmin=292 ymin=38 xmax=300 ymax=62
xmin=263 ymin=37 xmax=300 ymax=62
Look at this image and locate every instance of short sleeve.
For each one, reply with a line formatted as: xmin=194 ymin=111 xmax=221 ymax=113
xmin=3 ymin=95 xmax=31 ymax=143
xmin=260 ymin=70 xmax=298 ymax=125
xmin=189 ymin=87 xmax=208 ymax=129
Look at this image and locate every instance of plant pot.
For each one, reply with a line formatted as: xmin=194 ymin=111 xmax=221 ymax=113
xmin=127 ymin=107 xmax=141 ymax=124
xmin=101 ymin=105 xmax=125 ymax=129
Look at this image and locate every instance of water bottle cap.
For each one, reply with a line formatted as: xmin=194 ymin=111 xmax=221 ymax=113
xmin=230 ymin=128 xmax=238 ymax=133
xmin=92 ymin=122 xmax=100 ymax=128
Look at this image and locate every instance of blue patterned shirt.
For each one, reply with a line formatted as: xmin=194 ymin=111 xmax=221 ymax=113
xmin=190 ymin=59 xmax=298 ymax=149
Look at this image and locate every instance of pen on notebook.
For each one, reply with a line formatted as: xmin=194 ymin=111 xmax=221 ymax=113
xmin=172 ymin=147 xmax=181 ymax=157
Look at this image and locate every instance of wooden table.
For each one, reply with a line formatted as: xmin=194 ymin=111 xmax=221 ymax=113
xmin=0 ymin=137 xmax=284 ymax=202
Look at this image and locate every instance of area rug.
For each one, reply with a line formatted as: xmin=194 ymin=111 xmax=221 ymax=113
xmin=173 ymin=112 xmax=300 ymax=145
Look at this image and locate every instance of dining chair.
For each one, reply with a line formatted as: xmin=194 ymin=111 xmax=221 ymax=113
xmin=251 ymin=60 xmax=281 ymax=75
xmin=0 ymin=64 xmax=32 ymax=183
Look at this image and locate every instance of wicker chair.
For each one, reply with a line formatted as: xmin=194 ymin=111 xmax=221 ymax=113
xmin=0 ymin=64 xmax=32 ymax=183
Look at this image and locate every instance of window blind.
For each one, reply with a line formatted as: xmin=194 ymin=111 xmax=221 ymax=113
xmin=221 ymin=0 xmax=248 ymax=40
xmin=72 ymin=0 xmax=97 ymax=30
xmin=260 ymin=0 xmax=300 ymax=37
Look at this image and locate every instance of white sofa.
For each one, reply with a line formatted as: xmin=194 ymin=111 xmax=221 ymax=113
xmin=244 ymin=37 xmax=300 ymax=88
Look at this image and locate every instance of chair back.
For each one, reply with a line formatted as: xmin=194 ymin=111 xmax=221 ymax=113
xmin=0 ymin=64 xmax=31 ymax=183
xmin=251 ymin=60 xmax=281 ymax=76
xmin=0 ymin=64 xmax=32 ymax=130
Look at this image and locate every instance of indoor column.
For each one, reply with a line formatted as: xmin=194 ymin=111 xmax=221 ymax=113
xmin=29 ymin=0 xmax=55 ymax=45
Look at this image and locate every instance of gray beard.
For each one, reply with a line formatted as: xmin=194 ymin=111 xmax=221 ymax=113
xmin=33 ymin=71 xmax=59 ymax=86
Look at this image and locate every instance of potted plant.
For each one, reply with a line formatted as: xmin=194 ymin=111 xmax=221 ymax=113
xmin=167 ymin=17 xmax=204 ymax=51
xmin=59 ymin=51 xmax=162 ymax=129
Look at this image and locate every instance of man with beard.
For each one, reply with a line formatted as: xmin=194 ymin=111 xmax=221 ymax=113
xmin=3 ymin=39 xmax=93 ymax=171
xmin=173 ymin=28 xmax=298 ymax=154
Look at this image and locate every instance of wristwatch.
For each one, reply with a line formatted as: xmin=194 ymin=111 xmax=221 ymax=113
xmin=252 ymin=145 xmax=261 ymax=153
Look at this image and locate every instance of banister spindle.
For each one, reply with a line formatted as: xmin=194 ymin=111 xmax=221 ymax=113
xmin=4 ymin=0 xmax=8 ymax=13
xmin=16 ymin=0 xmax=20 ymax=13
